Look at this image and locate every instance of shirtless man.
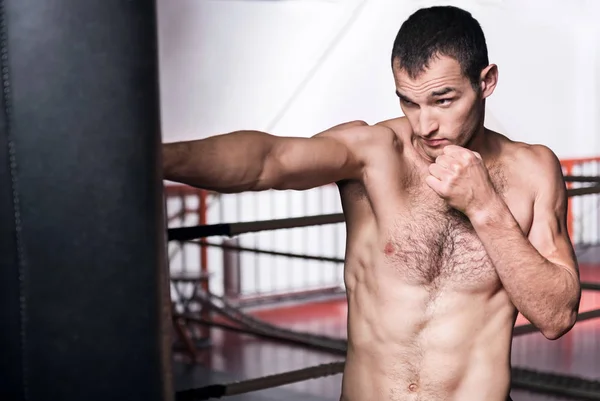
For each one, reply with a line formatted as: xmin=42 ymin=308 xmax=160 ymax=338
xmin=162 ymin=6 xmax=581 ymax=401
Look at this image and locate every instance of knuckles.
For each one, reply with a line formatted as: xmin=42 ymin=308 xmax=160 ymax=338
xmin=450 ymin=162 xmax=463 ymax=173
xmin=440 ymin=181 xmax=453 ymax=196
xmin=431 ymin=146 xmax=485 ymax=191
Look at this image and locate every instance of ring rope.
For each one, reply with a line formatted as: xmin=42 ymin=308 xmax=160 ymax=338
xmin=205 ymin=292 xmax=346 ymax=347
xmin=581 ymin=282 xmax=600 ymax=291
xmin=196 ymin=291 xmax=347 ymax=351
xmin=175 ymin=361 xmax=345 ymax=401
xmin=198 ymin=305 xmax=346 ymax=352
xmin=511 ymin=367 xmax=600 ymax=400
xmin=168 ymin=213 xmax=344 ymax=241
xmin=177 ymin=314 xmax=347 ymax=355
xmin=191 ymin=240 xmax=345 ymax=264
xmin=564 ymin=175 xmax=600 ymax=183
xmin=568 ymin=183 xmax=600 ymax=197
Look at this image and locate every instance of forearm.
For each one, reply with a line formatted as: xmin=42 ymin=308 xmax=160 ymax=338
xmin=470 ymin=198 xmax=579 ymax=338
xmin=162 ymin=131 xmax=275 ymax=192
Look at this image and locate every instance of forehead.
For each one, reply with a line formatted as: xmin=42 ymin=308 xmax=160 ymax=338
xmin=393 ymin=55 xmax=469 ymax=95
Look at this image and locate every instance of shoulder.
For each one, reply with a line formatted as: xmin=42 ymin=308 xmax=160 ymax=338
xmin=500 ymin=137 xmax=564 ymax=198
xmin=316 ymin=119 xmax=395 ymax=139
xmin=315 ymin=118 xmax=403 ymax=154
xmin=509 ymin=141 xmax=562 ymax=177
xmin=524 ymin=144 xmax=562 ymax=170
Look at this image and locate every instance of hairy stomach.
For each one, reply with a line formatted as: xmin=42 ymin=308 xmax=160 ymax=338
xmin=342 ymin=272 xmax=515 ymax=401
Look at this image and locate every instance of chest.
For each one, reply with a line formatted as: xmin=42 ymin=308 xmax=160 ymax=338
xmin=382 ymin=167 xmax=510 ymax=289
xmin=384 ymin=205 xmax=494 ymax=289
xmin=341 ymin=157 xmax=533 ymax=289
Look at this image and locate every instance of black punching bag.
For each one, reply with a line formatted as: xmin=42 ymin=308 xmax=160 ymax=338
xmin=0 ymin=1 xmax=173 ymax=401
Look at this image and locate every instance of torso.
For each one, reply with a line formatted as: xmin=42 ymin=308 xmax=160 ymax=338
xmin=337 ymin=118 xmax=535 ymax=401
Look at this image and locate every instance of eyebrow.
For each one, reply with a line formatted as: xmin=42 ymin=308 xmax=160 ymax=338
xmin=396 ymin=87 xmax=456 ymax=101
xmin=431 ymin=87 xmax=456 ymax=97
xmin=395 ymin=90 xmax=414 ymax=102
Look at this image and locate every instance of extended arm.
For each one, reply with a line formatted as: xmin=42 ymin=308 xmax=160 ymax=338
xmin=470 ymin=146 xmax=580 ymax=339
xmin=163 ymin=121 xmax=370 ymax=193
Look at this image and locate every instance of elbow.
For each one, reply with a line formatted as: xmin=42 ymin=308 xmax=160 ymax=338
xmin=541 ymin=269 xmax=581 ymax=340
xmin=540 ymin=308 xmax=578 ymax=340
xmin=252 ymin=157 xmax=282 ymax=191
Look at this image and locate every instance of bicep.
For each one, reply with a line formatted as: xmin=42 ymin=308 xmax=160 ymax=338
xmin=262 ymin=122 xmax=396 ymax=191
xmin=268 ymin=135 xmax=362 ymax=190
xmin=527 ymin=147 xmax=577 ymax=272
xmin=260 ymin=123 xmax=368 ymax=190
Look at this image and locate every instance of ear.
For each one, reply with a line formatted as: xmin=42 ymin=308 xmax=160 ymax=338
xmin=479 ymin=64 xmax=498 ymax=99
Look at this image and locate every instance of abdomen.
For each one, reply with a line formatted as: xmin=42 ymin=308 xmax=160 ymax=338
xmin=343 ymin=266 xmax=514 ymax=401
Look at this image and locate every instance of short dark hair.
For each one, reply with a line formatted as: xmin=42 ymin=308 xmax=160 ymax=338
xmin=391 ymin=6 xmax=489 ymax=88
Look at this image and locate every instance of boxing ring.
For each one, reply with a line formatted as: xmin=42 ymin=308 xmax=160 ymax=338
xmin=166 ymin=158 xmax=600 ymax=401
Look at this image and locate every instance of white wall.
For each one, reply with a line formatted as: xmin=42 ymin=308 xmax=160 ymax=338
xmin=158 ymin=0 xmax=600 ymax=156
xmin=158 ymin=0 xmax=600 ymax=296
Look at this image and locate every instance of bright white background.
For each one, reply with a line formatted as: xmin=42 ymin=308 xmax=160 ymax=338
xmin=158 ymin=0 xmax=600 ymax=156
xmin=159 ymin=0 xmax=600 ymax=296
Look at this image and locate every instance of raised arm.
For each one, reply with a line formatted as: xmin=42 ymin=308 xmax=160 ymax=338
xmin=162 ymin=120 xmax=377 ymax=193
xmin=469 ymin=145 xmax=580 ymax=339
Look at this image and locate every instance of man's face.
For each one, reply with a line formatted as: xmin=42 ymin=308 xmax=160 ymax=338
xmin=393 ymin=55 xmax=486 ymax=160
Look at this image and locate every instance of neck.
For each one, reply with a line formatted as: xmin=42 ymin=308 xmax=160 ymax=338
xmin=464 ymin=124 xmax=487 ymax=153
xmin=465 ymin=103 xmax=492 ymax=157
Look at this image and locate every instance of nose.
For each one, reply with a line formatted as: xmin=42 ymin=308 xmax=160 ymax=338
xmin=418 ymin=109 xmax=438 ymax=137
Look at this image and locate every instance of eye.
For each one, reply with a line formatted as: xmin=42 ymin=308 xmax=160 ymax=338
xmin=400 ymin=98 xmax=416 ymax=107
xmin=436 ymin=98 xmax=453 ymax=106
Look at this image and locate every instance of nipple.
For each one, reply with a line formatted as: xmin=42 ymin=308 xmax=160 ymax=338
xmin=384 ymin=241 xmax=395 ymax=256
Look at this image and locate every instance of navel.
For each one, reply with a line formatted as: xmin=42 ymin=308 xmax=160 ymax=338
xmin=408 ymin=383 xmax=419 ymax=392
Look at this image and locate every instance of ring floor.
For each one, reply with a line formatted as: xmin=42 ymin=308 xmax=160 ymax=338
xmin=174 ymin=246 xmax=600 ymax=401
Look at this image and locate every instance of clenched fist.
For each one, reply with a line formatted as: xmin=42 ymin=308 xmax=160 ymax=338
xmin=425 ymin=145 xmax=499 ymax=217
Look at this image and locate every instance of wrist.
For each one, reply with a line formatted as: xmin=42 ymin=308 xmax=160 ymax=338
xmin=467 ymin=195 xmax=508 ymax=227
xmin=162 ymin=142 xmax=188 ymax=180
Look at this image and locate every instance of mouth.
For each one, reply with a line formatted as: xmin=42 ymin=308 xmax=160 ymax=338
xmin=422 ymin=138 xmax=448 ymax=147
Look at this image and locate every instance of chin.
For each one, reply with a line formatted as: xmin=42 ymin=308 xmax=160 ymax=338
xmin=423 ymin=147 xmax=443 ymax=162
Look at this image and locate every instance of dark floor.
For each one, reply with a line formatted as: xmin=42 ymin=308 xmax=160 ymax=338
xmin=175 ymin=253 xmax=600 ymax=401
